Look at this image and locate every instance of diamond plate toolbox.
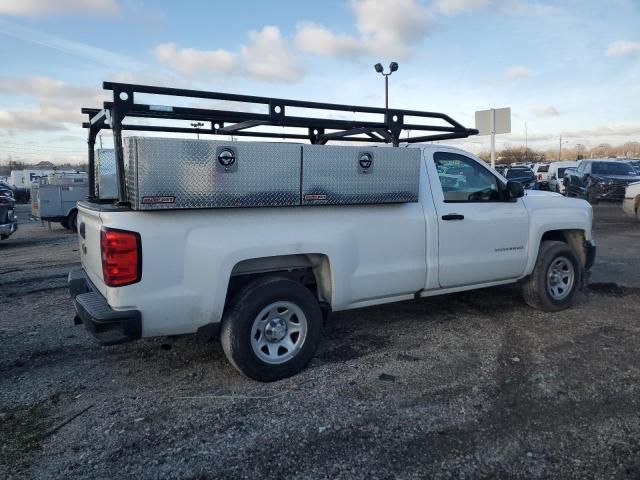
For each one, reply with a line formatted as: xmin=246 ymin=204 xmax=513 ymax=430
xmin=124 ymin=137 xmax=302 ymax=210
xmin=301 ymin=145 xmax=420 ymax=205
xmin=95 ymin=149 xmax=118 ymax=200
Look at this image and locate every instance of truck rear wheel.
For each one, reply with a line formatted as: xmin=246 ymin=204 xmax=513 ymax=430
xmin=521 ymin=240 xmax=581 ymax=312
xmin=221 ymin=276 xmax=323 ymax=382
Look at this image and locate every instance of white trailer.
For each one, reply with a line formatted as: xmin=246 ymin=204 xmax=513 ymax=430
xmin=10 ymin=169 xmax=57 ymax=187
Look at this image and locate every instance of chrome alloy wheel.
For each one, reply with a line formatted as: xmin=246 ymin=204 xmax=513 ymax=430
xmin=250 ymin=301 xmax=308 ymax=364
xmin=546 ymin=256 xmax=575 ymax=301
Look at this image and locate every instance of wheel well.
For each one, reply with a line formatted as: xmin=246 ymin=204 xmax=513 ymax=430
xmin=540 ymin=229 xmax=587 ymax=267
xmin=227 ymin=254 xmax=332 ymax=304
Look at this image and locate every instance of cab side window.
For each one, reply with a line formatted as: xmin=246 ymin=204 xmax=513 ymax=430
xmin=434 ymin=152 xmax=501 ymax=202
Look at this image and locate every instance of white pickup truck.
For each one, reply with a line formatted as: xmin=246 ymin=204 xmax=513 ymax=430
xmin=69 ymin=83 xmax=596 ymax=381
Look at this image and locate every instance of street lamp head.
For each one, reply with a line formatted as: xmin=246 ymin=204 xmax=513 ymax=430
xmin=389 ymin=61 xmax=399 ymax=73
xmin=374 ymin=63 xmax=383 ymax=73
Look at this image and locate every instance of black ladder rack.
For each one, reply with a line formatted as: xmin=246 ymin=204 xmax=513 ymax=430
xmin=82 ymin=81 xmax=478 ymax=204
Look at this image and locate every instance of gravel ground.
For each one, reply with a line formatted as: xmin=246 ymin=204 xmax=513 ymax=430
xmin=1 ymin=203 xmax=639 ymax=479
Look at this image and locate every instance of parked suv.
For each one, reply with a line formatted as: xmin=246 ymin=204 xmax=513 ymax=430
xmin=503 ymin=166 xmax=537 ymax=189
xmin=564 ymin=159 xmax=640 ymax=204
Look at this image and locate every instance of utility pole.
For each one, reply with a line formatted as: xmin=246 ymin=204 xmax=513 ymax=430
xmin=559 ymin=135 xmax=562 ymax=161
xmin=490 ymin=108 xmax=496 ymax=169
xmin=525 ymin=121 xmax=528 ymax=161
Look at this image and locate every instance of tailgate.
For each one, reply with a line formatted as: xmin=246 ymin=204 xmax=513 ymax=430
xmin=77 ymin=204 xmax=105 ymax=292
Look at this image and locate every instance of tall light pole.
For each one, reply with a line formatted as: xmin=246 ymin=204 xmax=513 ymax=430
xmin=190 ymin=121 xmax=204 ymax=140
xmin=558 ymin=136 xmax=568 ymax=161
xmin=374 ymin=62 xmax=399 ymax=112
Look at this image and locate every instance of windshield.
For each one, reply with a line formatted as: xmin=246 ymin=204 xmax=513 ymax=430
xmin=536 ymin=165 xmax=549 ymax=172
xmin=592 ymin=162 xmax=635 ymax=175
xmin=506 ymin=168 xmax=534 ymax=179
xmin=558 ymin=168 xmax=568 ymax=177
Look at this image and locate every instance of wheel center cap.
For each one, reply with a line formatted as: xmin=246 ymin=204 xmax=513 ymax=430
xmin=264 ymin=318 xmax=287 ymax=342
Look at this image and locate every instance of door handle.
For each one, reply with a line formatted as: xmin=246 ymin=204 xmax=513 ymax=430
xmin=442 ymin=214 xmax=464 ymax=221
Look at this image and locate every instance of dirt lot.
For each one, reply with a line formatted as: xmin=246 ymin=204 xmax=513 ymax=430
xmin=1 ymin=203 xmax=639 ymax=479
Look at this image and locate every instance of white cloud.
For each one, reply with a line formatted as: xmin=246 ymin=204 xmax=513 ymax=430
xmin=0 ymin=0 xmax=119 ymax=17
xmin=506 ymin=66 xmax=529 ymax=79
xmin=0 ymin=104 xmax=82 ymax=131
xmin=241 ymin=26 xmax=304 ymax=82
xmin=294 ymin=22 xmax=363 ymax=57
xmin=561 ymin=125 xmax=640 ymax=139
xmin=296 ymin=0 xmax=431 ymax=59
xmin=153 ymin=26 xmax=302 ymax=82
xmin=0 ymin=76 xmax=105 ymax=132
xmin=606 ymin=41 xmax=640 ymax=57
xmin=154 ymin=43 xmax=237 ymax=75
xmin=0 ymin=76 xmax=100 ymax=103
xmin=432 ymin=0 xmax=491 ymax=15
xmin=534 ymin=106 xmax=560 ymax=117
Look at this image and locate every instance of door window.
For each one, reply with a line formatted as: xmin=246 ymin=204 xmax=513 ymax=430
xmin=434 ymin=152 xmax=501 ymax=202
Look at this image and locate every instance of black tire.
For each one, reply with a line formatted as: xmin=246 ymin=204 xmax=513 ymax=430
xmin=67 ymin=209 xmax=78 ymax=232
xmin=521 ymin=240 xmax=581 ymax=312
xmin=220 ymin=276 xmax=323 ymax=382
xmin=586 ymin=187 xmax=599 ymax=205
xmin=564 ymin=182 xmax=572 ymax=197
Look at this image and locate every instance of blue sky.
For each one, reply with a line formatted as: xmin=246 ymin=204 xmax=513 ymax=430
xmin=0 ymin=0 xmax=639 ymax=163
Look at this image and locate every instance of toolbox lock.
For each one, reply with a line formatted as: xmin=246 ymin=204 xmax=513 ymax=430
xmin=358 ymin=152 xmax=373 ymax=173
xmin=218 ymin=149 xmax=236 ymax=166
xmin=216 ymin=147 xmax=238 ymax=172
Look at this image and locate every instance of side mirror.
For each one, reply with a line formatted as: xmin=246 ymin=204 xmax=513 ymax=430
xmin=550 ymin=174 xmax=556 ymax=180
xmin=506 ymin=180 xmax=524 ymax=199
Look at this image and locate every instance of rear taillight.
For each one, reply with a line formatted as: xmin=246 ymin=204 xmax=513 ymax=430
xmin=100 ymin=228 xmax=141 ymax=287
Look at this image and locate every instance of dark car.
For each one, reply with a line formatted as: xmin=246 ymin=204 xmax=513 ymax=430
xmin=0 ymin=193 xmax=18 ymax=240
xmin=0 ymin=181 xmax=30 ymax=203
xmin=504 ymin=167 xmax=537 ymax=189
xmin=564 ymin=160 xmax=640 ymax=204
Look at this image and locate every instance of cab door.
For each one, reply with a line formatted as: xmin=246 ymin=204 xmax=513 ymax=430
xmin=427 ymin=149 xmax=529 ymax=288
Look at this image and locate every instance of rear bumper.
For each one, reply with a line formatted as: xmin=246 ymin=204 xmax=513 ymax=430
xmin=68 ymin=269 xmax=141 ymax=345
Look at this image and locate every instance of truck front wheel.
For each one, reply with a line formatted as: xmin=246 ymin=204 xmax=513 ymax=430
xmin=221 ymin=276 xmax=323 ymax=382
xmin=521 ymin=240 xmax=581 ymax=312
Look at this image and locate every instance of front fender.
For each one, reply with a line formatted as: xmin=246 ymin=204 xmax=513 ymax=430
xmin=523 ymin=199 xmax=593 ymax=276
